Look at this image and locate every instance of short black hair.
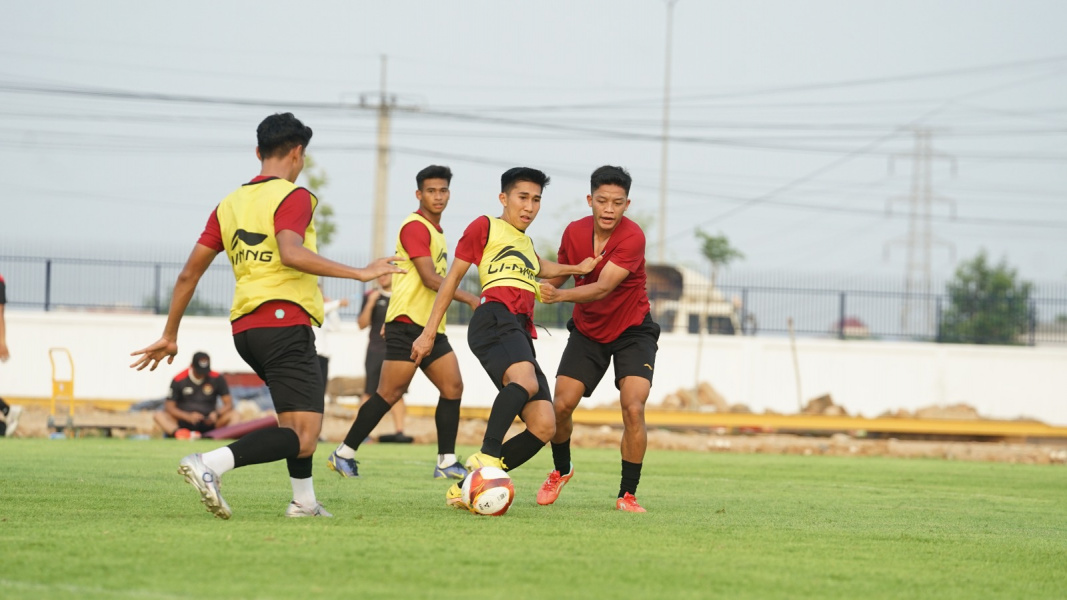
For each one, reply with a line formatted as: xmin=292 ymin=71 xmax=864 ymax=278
xmin=500 ymin=167 xmax=550 ymax=194
xmin=416 ymin=165 xmax=453 ymax=190
xmin=257 ymin=113 xmax=313 ymax=159
xmin=590 ymin=165 xmax=632 ymax=195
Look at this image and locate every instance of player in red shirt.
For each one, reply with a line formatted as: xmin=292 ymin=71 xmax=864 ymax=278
xmin=536 ymin=166 xmax=660 ymax=513
xmin=411 ymin=167 xmax=601 ymax=509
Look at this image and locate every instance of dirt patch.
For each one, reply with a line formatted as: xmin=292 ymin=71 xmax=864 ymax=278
xmin=8 ymin=404 xmax=1066 ymax=465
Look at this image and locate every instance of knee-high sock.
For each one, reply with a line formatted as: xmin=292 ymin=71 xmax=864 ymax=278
xmin=551 ymin=439 xmax=572 ymax=474
xmin=342 ymin=393 xmax=391 ymax=450
xmin=228 ymin=427 xmax=301 ymax=468
xmin=501 ymin=429 xmax=546 ymax=472
xmin=620 ymin=460 xmax=643 ymax=497
xmin=481 ymin=383 xmax=527 ymax=457
xmin=435 ymin=397 xmax=461 ymax=455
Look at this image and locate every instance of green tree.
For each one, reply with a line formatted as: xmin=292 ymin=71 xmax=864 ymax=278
xmin=940 ymin=250 xmax=1033 ymax=345
xmin=302 ymin=155 xmax=337 ymax=247
xmin=694 ymin=229 xmax=744 ymax=286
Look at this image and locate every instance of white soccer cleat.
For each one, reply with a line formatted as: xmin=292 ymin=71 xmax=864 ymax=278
xmin=285 ymin=501 xmax=333 ymax=518
xmin=178 ymin=453 xmax=232 ymax=519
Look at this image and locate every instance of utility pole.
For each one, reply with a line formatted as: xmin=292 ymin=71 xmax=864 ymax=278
xmin=360 ymin=55 xmax=417 ymax=259
xmin=657 ymin=0 xmax=680 ymax=264
xmin=885 ymin=127 xmax=956 ymax=337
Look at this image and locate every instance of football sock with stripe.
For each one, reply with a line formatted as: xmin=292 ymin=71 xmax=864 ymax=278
xmin=287 ymin=456 xmax=317 ymax=506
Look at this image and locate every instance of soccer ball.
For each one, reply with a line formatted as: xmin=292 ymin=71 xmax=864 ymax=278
xmin=462 ymin=466 xmax=515 ymax=516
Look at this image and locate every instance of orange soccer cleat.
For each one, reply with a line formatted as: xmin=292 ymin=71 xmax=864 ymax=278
xmin=536 ymin=464 xmax=574 ymax=506
xmin=615 ymin=492 xmax=646 ymax=513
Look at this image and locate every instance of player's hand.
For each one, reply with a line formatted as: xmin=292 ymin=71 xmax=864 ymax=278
xmin=129 ymin=337 xmax=178 ymax=371
xmin=368 ymin=290 xmax=381 ymax=304
xmin=411 ymin=332 xmax=435 ymax=366
xmin=187 ymin=412 xmax=205 ymax=425
xmin=575 ymin=254 xmax=604 ymax=275
xmin=379 ymin=324 xmax=386 ymax=339
xmin=205 ymin=411 xmax=218 ymax=426
xmin=362 ymin=255 xmax=406 ymax=281
xmin=466 ymin=298 xmax=480 ymax=311
xmin=339 ymin=298 xmax=350 ymax=308
xmin=539 ymin=281 xmax=561 ymax=304
xmin=0 ymin=341 xmax=9 ymax=362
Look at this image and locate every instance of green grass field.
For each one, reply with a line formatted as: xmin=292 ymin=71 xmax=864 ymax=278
xmin=1 ymin=439 xmax=1065 ymax=599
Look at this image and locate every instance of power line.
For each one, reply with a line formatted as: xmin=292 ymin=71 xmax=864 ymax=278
xmin=439 ymin=54 xmax=1067 ymax=113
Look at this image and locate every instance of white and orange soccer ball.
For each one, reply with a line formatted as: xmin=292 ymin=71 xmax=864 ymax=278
xmin=462 ymin=466 xmax=515 ymax=516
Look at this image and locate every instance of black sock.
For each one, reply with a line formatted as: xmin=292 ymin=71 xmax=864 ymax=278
xmin=228 ymin=427 xmax=301 ymax=468
xmin=481 ymin=383 xmax=528 ymax=457
xmin=552 ymin=439 xmax=572 ymax=474
xmin=286 ymin=455 xmax=313 ymax=479
xmin=435 ymin=397 xmax=461 ymax=455
xmin=0 ymin=396 xmax=9 ymax=415
xmin=501 ymin=430 xmax=547 ymax=471
xmin=344 ymin=393 xmax=391 ymax=450
xmin=619 ymin=460 xmax=642 ymax=497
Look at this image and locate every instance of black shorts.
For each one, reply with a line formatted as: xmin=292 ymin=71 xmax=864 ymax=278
xmin=177 ymin=417 xmax=214 ymax=434
xmin=233 ymin=325 xmax=323 ymax=414
xmin=364 ymin=349 xmax=385 ymax=395
xmin=557 ymin=312 xmax=660 ymax=397
xmin=467 ymin=302 xmax=551 ymax=402
xmin=384 ymin=321 xmax=453 ymax=368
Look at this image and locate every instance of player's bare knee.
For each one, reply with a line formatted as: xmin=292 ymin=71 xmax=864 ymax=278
xmin=517 ymin=379 xmax=539 ymax=398
xmin=439 ymin=381 xmax=463 ymax=398
xmin=555 ymin=400 xmax=577 ymax=420
xmin=527 ymin=418 xmax=555 ymax=442
xmin=621 ymin=402 xmax=645 ymax=424
xmin=297 ymin=437 xmax=318 ymax=458
xmin=378 ymin=386 xmax=405 ymax=404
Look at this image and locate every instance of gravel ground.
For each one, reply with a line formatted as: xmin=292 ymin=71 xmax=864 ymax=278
xmin=9 ymin=404 xmax=1066 ymax=465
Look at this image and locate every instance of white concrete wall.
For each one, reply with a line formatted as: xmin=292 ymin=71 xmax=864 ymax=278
xmin=2 ymin=310 xmax=1065 ymax=424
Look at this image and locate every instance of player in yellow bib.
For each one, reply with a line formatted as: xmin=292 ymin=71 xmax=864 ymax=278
xmin=411 ymin=167 xmax=601 ymax=509
xmin=329 ymin=165 xmax=480 ymax=480
xmin=131 ymin=113 xmax=402 ymax=519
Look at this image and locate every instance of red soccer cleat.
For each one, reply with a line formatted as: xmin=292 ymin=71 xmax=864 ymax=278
xmin=615 ymin=492 xmax=646 ymax=513
xmin=536 ymin=464 xmax=574 ymax=506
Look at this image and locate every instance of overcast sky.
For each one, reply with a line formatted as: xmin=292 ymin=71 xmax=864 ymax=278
xmin=2 ymin=0 xmax=1066 ymax=287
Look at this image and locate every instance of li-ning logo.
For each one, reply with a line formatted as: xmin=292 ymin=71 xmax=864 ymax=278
xmin=229 ymin=229 xmax=273 ymax=265
xmin=435 ymin=249 xmax=448 ymax=276
xmin=487 ymin=245 xmax=535 ymax=277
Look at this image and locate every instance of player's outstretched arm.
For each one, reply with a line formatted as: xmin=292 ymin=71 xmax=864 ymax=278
xmin=130 ymin=243 xmax=217 ymax=371
xmin=540 ymin=261 xmax=630 ymax=305
xmin=276 ymin=230 xmax=405 ymax=281
xmin=411 ymin=256 xmax=481 ymax=310
xmin=411 ymin=257 xmax=472 ymax=366
xmin=536 ymin=254 xmax=603 ymax=280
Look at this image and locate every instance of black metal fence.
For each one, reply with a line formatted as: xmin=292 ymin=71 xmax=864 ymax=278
xmin=2 ymin=254 xmax=1065 ymax=346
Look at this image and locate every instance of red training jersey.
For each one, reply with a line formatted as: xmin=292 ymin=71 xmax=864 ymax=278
xmin=558 ymin=215 xmax=650 ymax=343
xmin=455 ymin=216 xmax=538 ymax=337
xmin=196 ymin=175 xmax=315 ymax=334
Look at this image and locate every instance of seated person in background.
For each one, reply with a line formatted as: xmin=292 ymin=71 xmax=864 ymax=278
xmin=155 ymin=352 xmax=235 ymax=438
